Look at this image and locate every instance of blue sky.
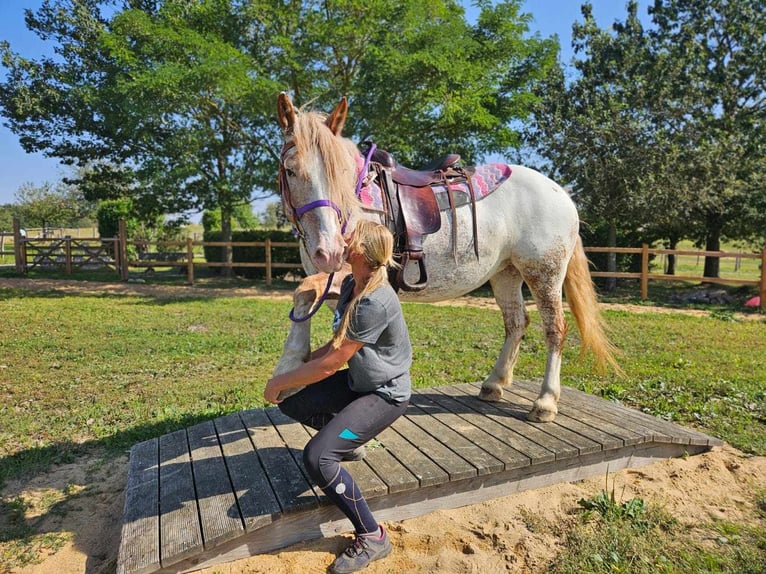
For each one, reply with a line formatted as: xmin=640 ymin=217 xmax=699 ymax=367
xmin=0 ymin=1 xmax=652 ymax=207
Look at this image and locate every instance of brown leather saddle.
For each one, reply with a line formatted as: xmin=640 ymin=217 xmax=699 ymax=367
xmin=364 ymin=144 xmax=479 ymax=291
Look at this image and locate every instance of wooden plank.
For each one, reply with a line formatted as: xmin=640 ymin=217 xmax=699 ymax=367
xmin=552 ymin=383 xmax=678 ymax=443
xmin=448 ymin=384 xmax=581 ymax=460
xmin=415 ymin=388 xmax=531 ymax=470
xmin=360 ymin=433 xmax=420 ymax=494
xmin=390 ymin=412 xmax=477 ymax=482
xmin=508 ymin=381 xmax=648 ymax=446
xmin=158 ymin=429 xmax=203 ymax=567
xmin=466 ymin=382 xmax=608 ymax=455
xmin=116 ymin=439 xmax=160 ymax=574
xmin=263 ymin=408 xmax=325 ymax=502
xmin=514 ymin=379 xmax=675 ymax=444
xmin=213 ymin=413 xmax=281 ymax=532
xmin=376 ymin=425 xmax=449 ymax=488
xmin=437 ymin=384 xmax=565 ymax=462
xmin=186 ymin=421 xmax=244 ymax=548
xmin=553 ymin=383 xmax=721 ymax=446
xmin=240 ymin=408 xmax=319 ymax=513
xmin=408 ymin=393 xmax=504 ymax=475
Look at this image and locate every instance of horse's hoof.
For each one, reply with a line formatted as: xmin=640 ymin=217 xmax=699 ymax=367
xmin=526 ymin=406 xmax=556 ymax=422
xmin=478 ymin=386 xmax=503 ymax=402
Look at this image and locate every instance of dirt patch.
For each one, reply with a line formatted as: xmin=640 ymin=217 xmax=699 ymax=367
xmin=0 ymin=277 xmax=760 ymax=321
xmin=3 ymin=447 xmax=764 ymax=574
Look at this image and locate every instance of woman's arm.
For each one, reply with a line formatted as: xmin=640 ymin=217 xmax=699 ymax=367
xmin=309 ymin=341 xmax=333 ymax=361
xmin=264 ymin=338 xmax=364 ymax=404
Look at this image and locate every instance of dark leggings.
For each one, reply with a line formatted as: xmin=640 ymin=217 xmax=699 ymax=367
xmin=279 ymin=370 xmax=408 ymax=534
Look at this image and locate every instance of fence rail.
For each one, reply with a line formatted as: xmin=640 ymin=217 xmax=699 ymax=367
xmin=9 ymin=220 xmax=765 ymax=309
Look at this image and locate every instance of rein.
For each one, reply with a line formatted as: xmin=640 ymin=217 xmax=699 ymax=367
xmin=280 ymin=141 xmax=376 ymax=323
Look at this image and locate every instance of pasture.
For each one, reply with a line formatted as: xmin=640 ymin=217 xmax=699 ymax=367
xmin=0 ymin=283 xmax=764 ymax=572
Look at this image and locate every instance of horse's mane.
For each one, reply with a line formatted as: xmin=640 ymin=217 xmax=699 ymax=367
xmin=291 ymin=109 xmax=362 ymax=222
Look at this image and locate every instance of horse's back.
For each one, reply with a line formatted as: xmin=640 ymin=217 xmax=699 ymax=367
xmin=481 ymin=164 xmax=579 ymax=246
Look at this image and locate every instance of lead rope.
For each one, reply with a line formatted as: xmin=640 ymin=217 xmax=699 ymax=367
xmin=288 ymin=143 xmax=377 ymax=323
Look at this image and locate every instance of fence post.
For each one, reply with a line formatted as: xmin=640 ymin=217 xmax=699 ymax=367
xmin=640 ymin=244 xmax=649 ymax=300
xmin=64 ymin=236 xmax=72 ymax=274
xmin=118 ymin=219 xmax=129 ymax=281
xmin=265 ymin=238 xmax=272 ymax=286
xmin=12 ymin=218 xmax=25 ymax=274
xmin=186 ymin=236 xmax=194 ymax=285
xmin=759 ymin=248 xmax=766 ymax=311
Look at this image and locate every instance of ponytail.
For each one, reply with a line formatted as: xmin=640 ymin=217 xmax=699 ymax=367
xmin=330 ymin=220 xmax=396 ymax=349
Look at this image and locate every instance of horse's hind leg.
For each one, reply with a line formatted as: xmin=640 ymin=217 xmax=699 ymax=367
xmin=479 ymin=265 xmax=529 ymax=402
xmin=524 ymin=266 xmax=568 ymax=422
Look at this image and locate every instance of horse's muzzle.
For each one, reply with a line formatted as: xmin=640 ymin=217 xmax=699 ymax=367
xmin=313 ymin=245 xmax=346 ymax=273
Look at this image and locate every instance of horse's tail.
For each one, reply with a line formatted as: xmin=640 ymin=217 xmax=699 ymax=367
xmin=564 ymin=237 xmax=622 ymax=376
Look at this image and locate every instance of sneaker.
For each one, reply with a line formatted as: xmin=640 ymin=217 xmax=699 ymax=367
xmin=329 ymin=526 xmax=392 ymax=573
xmin=342 ymin=445 xmax=367 ymax=461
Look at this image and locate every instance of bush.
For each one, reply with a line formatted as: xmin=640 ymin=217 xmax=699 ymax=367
xmin=202 ymin=229 xmax=304 ymax=280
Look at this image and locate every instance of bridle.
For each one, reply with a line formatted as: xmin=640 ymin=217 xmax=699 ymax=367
xmin=278 ymin=140 xmax=347 ymax=241
xmin=278 ymin=139 xmax=376 ymax=322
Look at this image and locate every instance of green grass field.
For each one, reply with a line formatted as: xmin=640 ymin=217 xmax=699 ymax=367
xmin=0 ymin=286 xmax=764 ymax=572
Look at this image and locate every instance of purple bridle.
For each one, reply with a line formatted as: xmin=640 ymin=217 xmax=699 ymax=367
xmin=279 ymin=140 xmax=377 ymax=322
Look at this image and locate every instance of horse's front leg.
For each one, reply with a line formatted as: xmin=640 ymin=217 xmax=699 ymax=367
xmin=273 ymin=270 xmax=350 ymax=401
xmin=479 ymin=267 xmax=528 ymax=402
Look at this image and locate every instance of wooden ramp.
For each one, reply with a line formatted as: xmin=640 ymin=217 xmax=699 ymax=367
xmin=116 ymin=381 xmax=722 ymax=574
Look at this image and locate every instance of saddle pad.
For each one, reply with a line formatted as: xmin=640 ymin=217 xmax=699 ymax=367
xmin=358 ymin=162 xmax=512 ymax=212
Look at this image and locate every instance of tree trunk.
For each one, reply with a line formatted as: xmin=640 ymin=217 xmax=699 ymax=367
xmin=666 ymin=237 xmax=678 ymax=275
xmin=221 ymin=202 xmax=233 ymax=278
xmin=703 ymin=212 xmax=722 ymax=278
xmin=605 ymin=221 xmax=617 ymax=292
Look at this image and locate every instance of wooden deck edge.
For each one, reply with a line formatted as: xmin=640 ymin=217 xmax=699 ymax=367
xmin=159 ymin=441 xmax=713 ymax=574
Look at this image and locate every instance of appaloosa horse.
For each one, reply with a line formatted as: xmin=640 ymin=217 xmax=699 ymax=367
xmin=274 ymin=93 xmax=618 ymax=421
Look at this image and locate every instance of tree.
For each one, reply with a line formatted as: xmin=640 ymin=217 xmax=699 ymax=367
xmin=525 ymin=2 xmax=680 ymax=288
xmin=648 ymin=0 xmax=766 ymax=277
xmin=0 ymin=205 xmax=14 ymax=232
xmin=1 ymin=0 xmax=557 ymax=257
xmin=13 ymin=181 xmax=95 ymax=232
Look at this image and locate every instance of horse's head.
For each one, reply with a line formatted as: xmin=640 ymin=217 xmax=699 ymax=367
xmin=277 ymin=93 xmax=361 ymax=273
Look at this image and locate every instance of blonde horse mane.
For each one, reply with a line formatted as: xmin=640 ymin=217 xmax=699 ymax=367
xmin=290 ymin=109 xmax=363 ymax=223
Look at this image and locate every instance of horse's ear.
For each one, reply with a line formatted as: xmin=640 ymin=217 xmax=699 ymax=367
xmin=277 ymin=92 xmax=296 ymax=132
xmin=326 ymin=97 xmax=348 ymax=135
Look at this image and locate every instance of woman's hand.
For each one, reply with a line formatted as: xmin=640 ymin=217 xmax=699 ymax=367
xmin=263 ymin=377 xmax=283 ymax=404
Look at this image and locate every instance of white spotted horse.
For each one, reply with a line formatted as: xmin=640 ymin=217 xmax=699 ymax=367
xmin=274 ymin=93 xmax=619 ymax=421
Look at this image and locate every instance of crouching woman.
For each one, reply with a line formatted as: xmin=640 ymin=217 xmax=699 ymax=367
xmin=264 ymin=220 xmax=412 ymax=574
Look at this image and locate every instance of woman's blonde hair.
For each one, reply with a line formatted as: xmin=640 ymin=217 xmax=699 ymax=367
xmin=331 ymin=220 xmax=397 ymax=348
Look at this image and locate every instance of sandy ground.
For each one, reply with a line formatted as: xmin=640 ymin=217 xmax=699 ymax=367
xmin=1 ymin=277 xmax=764 ymax=573
xmin=4 ymin=446 xmax=764 ymax=574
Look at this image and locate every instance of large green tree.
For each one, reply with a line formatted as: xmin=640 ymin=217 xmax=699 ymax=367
xmin=648 ymin=0 xmax=766 ymax=276
xmin=525 ymin=2 xmax=679 ymax=287
xmin=1 ymin=0 xmax=556 ymax=255
xmin=525 ymin=0 xmax=765 ymax=281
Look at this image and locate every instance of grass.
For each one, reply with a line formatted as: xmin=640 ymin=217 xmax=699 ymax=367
xmin=550 ymin=476 xmax=766 ymax=574
xmin=0 ymin=282 xmax=764 ymax=570
xmin=0 ymin=285 xmax=763 ymax=482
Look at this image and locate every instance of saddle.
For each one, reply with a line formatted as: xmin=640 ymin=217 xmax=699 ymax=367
xmin=364 ymin=144 xmax=479 ymax=291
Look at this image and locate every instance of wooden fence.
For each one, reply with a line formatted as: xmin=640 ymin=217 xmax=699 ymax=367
xmin=585 ymin=245 xmax=766 ymax=307
xmin=9 ymin=219 xmax=765 ymax=309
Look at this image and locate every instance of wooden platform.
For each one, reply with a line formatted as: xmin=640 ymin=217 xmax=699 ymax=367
xmin=116 ymin=381 xmax=722 ymax=574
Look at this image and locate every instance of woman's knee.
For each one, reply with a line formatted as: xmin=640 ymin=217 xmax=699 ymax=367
xmin=302 ymin=436 xmax=337 ymax=485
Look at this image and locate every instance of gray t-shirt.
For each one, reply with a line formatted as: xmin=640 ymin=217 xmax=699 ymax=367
xmin=335 ymin=276 xmax=412 ymax=403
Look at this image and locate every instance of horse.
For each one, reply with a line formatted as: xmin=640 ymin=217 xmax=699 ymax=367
xmin=274 ymin=92 xmax=618 ymax=422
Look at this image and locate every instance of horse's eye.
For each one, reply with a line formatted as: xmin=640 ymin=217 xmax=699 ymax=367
xmin=284 ymin=167 xmax=296 ymax=178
